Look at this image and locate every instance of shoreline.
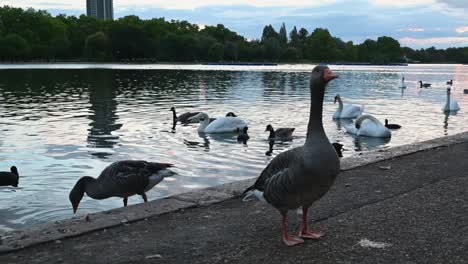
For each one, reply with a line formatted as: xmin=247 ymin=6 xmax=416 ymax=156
xmin=1 ymin=131 xmax=467 ymax=254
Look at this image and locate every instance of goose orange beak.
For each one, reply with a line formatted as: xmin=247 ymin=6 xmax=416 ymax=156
xmin=324 ymin=69 xmax=338 ymax=81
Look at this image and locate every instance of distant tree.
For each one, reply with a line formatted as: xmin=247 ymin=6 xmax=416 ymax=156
xmin=261 ymin=25 xmax=278 ymax=43
xmin=208 ymin=43 xmax=224 ymax=61
xmin=224 ymin=41 xmax=238 ymax=61
xmin=376 ymin=36 xmax=401 ymax=63
xmin=0 ymin=34 xmax=30 ymax=60
xmin=278 ymin=23 xmax=288 ymax=46
xmin=305 ymin=28 xmax=337 ymax=61
xmin=289 ymin=26 xmax=299 ymax=47
xmin=84 ymin=31 xmax=112 ymax=61
xmin=263 ymin=37 xmax=281 ymax=61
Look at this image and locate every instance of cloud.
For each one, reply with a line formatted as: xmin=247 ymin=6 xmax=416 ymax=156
xmin=400 ymin=36 xmax=468 ymax=47
xmin=1 ymin=0 xmax=339 ymax=10
xmin=400 ymin=28 xmax=425 ymax=32
xmin=455 ymin=26 xmax=468 ymax=33
xmin=371 ymin=0 xmax=435 ymax=7
xmin=436 ymin=0 xmax=468 ymax=9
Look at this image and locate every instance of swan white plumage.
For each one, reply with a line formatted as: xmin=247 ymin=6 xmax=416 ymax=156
xmin=333 ymin=94 xmax=364 ymax=119
xmin=443 ymin=87 xmax=460 ymax=112
xmin=399 ymin=77 xmax=407 ymax=89
xmin=345 ymin=114 xmax=391 ymax=138
xmin=188 ymin=112 xmax=248 ymax=133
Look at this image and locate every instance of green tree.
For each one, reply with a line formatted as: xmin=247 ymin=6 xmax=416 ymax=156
xmin=289 ymin=26 xmax=299 ymax=47
xmin=305 ymin=28 xmax=337 ymax=61
xmin=84 ymin=31 xmax=112 ymax=60
xmin=0 ymin=34 xmax=30 ymax=60
xmin=208 ymin=43 xmax=224 ymax=61
xmin=261 ymin=25 xmax=278 ymax=43
xmin=278 ymin=23 xmax=288 ymax=47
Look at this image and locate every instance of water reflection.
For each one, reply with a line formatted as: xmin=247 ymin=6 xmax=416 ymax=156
xmin=86 ymin=71 xmax=122 ymax=157
xmin=353 ymin=136 xmax=392 ymax=151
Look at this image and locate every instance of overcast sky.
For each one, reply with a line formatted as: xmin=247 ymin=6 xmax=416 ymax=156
xmin=3 ymin=0 xmax=468 ymax=49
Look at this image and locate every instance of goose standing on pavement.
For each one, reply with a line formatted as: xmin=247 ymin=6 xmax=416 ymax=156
xmin=332 ymin=94 xmax=364 ymax=119
xmin=265 ymin=124 xmax=295 ymax=141
xmin=188 ymin=112 xmax=247 ymax=133
xmin=243 ymin=65 xmax=340 ymax=246
xmin=443 ymin=87 xmax=460 ymax=112
xmin=0 ymin=166 xmax=19 ymax=187
xmin=69 ymin=160 xmax=174 ymax=213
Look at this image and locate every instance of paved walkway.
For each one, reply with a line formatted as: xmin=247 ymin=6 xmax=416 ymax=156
xmin=1 ymin=142 xmax=467 ymax=263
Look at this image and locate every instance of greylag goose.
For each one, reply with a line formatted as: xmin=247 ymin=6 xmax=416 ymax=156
xmin=69 ymin=160 xmax=173 ymax=213
xmin=384 ymin=119 xmax=401 ymax=129
xmin=265 ymin=124 xmax=295 ymax=141
xmin=237 ymin=126 xmax=250 ymax=143
xmin=419 ymin=81 xmax=431 ymax=88
xmin=0 ymin=166 xmax=19 ymax=187
xmin=243 ymin=65 xmax=340 ymax=246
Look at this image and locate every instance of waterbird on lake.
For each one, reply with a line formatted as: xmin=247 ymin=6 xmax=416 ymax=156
xmin=345 ymin=115 xmax=391 ymax=138
xmin=237 ymin=126 xmax=250 ymax=143
xmin=181 ymin=112 xmax=237 ymax=125
xmin=332 ymin=142 xmax=344 ymax=158
xmin=170 ymin=107 xmax=199 ymax=125
xmin=0 ymin=166 xmax=19 ymax=187
xmin=419 ymin=81 xmax=431 ymax=88
xmin=399 ymin=77 xmax=407 ymax=89
xmin=69 ymin=160 xmax=174 ymax=213
xmin=265 ymin=139 xmax=275 ymax=156
xmin=265 ymin=124 xmax=295 ymax=141
xmin=447 ymin=80 xmax=453 ymax=86
xmin=384 ymin=119 xmax=401 ymax=129
xmin=443 ymin=87 xmax=460 ymax=112
xmin=333 ymin=94 xmax=364 ymax=119
xmin=243 ymin=65 xmax=340 ymax=246
xmin=188 ymin=112 xmax=247 ymax=133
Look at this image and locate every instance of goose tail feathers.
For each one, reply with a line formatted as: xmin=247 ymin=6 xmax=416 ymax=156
xmin=242 ymin=189 xmax=266 ymax=202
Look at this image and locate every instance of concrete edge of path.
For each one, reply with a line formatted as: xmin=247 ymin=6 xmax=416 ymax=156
xmin=1 ymin=131 xmax=467 ymax=254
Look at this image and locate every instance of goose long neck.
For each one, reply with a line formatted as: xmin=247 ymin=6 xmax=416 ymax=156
xmin=171 ymin=109 xmax=177 ymax=120
xmin=268 ymin=129 xmax=275 ymax=139
xmin=305 ymin=80 xmax=326 ymax=144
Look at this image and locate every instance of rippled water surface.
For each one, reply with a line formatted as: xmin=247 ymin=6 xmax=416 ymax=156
xmin=0 ymin=63 xmax=467 ymax=230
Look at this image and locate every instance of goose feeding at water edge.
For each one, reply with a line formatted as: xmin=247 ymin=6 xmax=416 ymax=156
xmin=345 ymin=114 xmax=391 ymax=138
xmin=332 ymin=94 xmax=364 ymax=119
xmin=384 ymin=119 xmax=401 ymax=129
xmin=443 ymin=87 xmax=460 ymax=112
xmin=419 ymin=81 xmax=431 ymax=88
xmin=69 ymin=160 xmax=174 ymax=213
xmin=265 ymin=124 xmax=295 ymax=141
xmin=243 ymin=65 xmax=340 ymax=246
xmin=188 ymin=112 xmax=247 ymax=133
xmin=0 ymin=166 xmax=19 ymax=187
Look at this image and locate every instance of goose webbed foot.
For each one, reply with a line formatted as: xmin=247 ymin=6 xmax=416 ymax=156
xmin=281 ymin=214 xmax=304 ymax=246
xmin=298 ymin=207 xmax=324 ymax=239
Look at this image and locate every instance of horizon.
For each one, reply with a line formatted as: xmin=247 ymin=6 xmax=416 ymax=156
xmin=2 ymin=1 xmax=468 ymax=49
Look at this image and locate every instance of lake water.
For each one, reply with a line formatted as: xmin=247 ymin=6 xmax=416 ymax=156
xmin=0 ymin=63 xmax=467 ymax=231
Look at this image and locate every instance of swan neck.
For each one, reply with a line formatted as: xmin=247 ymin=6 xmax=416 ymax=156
xmin=198 ymin=114 xmax=210 ymax=132
xmin=337 ymin=96 xmax=343 ymax=111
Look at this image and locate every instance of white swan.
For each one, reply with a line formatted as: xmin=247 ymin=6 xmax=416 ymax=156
xmin=443 ymin=87 xmax=460 ymax=112
xmin=399 ymin=77 xmax=407 ymax=89
xmin=333 ymin=94 xmax=364 ymax=119
xmin=188 ymin=112 xmax=248 ymax=133
xmin=345 ymin=114 xmax=391 ymax=138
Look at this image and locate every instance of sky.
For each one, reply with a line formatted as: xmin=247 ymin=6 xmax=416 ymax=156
xmin=3 ymin=0 xmax=468 ymax=49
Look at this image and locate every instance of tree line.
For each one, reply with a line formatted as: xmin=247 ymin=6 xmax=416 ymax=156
xmin=0 ymin=6 xmax=467 ymax=63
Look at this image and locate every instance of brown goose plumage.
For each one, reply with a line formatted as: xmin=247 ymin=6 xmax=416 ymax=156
xmin=244 ymin=65 xmax=340 ymax=246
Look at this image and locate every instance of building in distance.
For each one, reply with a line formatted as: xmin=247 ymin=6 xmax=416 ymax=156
xmin=86 ymin=0 xmax=113 ymax=20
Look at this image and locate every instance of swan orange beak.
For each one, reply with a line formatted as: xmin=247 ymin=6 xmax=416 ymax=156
xmin=324 ymin=68 xmax=338 ymax=81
